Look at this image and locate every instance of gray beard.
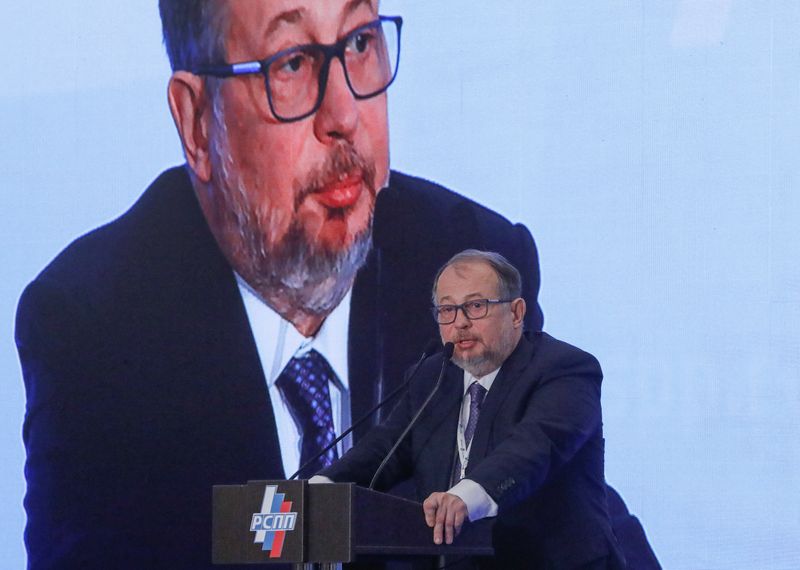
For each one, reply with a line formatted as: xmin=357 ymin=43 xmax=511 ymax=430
xmin=451 ymin=327 xmax=520 ymax=378
xmin=209 ymin=96 xmax=375 ymax=316
xmin=452 ymin=351 xmax=503 ymax=379
xmin=240 ymin=216 xmax=373 ymax=316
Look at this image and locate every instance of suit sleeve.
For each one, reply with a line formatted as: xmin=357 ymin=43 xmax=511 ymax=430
xmin=466 ymin=346 xmax=603 ymax=509
xmin=16 ymin=278 xmax=157 ymax=568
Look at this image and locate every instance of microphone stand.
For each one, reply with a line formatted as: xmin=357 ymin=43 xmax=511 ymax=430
xmin=289 ymin=339 xmax=441 ymax=480
xmin=369 ymin=343 xmax=454 ymax=490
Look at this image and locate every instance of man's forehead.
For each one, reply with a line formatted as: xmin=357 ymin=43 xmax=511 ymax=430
xmin=437 ymin=262 xmax=500 ymax=300
xmin=225 ymin=0 xmax=379 ymax=38
xmin=446 ymin=261 xmax=497 ymax=280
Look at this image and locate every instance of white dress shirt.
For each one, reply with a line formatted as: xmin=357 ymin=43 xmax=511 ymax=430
xmin=447 ymin=368 xmax=501 ymax=521
xmin=235 ymin=273 xmax=351 ymax=478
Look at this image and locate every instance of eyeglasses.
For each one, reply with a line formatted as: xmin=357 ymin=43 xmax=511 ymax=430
xmin=192 ymin=16 xmax=402 ymax=123
xmin=431 ymin=299 xmax=513 ymax=325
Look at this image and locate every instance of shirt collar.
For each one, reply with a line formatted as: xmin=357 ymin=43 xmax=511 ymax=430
xmin=462 ymin=366 xmax=501 ymax=395
xmin=234 ymin=272 xmax=351 ymax=391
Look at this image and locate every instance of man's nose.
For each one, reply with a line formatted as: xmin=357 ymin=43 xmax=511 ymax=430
xmin=453 ymin=308 xmax=472 ymax=328
xmin=313 ymin=58 xmax=358 ymax=143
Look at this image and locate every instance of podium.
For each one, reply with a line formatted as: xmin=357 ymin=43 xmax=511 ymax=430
xmin=213 ymin=480 xmax=494 ymax=567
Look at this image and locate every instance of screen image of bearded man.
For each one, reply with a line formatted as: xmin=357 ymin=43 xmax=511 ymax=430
xmin=15 ymin=1 xmax=657 ymax=568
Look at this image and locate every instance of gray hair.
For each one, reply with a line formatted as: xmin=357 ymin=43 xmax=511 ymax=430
xmin=432 ymin=249 xmax=522 ymax=302
xmin=158 ymin=1 xmax=228 ymax=72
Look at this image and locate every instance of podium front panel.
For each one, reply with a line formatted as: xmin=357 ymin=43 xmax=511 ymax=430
xmin=213 ymin=480 xmax=307 ymax=564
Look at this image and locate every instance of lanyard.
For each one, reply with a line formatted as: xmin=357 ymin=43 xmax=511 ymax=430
xmin=456 ymin=418 xmax=471 ymax=480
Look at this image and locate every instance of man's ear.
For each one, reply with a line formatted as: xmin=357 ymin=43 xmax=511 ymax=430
xmin=167 ymin=71 xmax=213 ymax=183
xmin=511 ymin=298 xmax=527 ymax=328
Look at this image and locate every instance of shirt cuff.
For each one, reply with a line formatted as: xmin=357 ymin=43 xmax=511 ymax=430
xmin=308 ymin=475 xmax=335 ymax=484
xmin=447 ymin=479 xmax=499 ymax=521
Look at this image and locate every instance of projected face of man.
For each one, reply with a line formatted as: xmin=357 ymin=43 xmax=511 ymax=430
xmin=170 ymin=0 xmax=390 ymax=335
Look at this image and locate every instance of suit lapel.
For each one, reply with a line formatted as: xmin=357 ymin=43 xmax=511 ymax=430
xmin=422 ymin=362 xmax=463 ymax=493
xmin=467 ymin=335 xmax=536 ymax=468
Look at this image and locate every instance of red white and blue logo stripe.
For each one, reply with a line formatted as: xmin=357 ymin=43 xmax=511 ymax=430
xmin=250 ymin=485 xmax=298 ymax=558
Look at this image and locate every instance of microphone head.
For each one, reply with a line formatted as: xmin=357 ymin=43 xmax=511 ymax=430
xmin=422 ymin=339 xmax=441 ymax=357
xmin=443 ymin=342 xmax=455 ymax=359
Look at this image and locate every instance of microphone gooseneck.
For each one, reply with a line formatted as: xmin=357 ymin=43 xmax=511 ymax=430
xmin=289 ymin=339 xmax=442 ymax=480
xmin=368 ymin=342 xmax=455 ymax=490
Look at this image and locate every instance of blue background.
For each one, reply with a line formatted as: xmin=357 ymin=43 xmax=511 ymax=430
xmin=1 ymin=2 xmax=799 ymax=568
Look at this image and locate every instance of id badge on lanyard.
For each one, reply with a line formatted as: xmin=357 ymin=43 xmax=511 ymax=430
xmin=456 ymin=421 xmax=471 ymax=480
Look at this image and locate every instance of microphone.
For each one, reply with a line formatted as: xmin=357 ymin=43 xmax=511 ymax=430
xmin=368 ymin=342 xmax=455 ymax=490
xmin=289 ymin=339 xmax=442 ymax=480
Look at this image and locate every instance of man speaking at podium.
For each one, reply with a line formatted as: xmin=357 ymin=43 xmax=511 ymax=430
xmin=318 ymin=251 xmax=626 ymax=569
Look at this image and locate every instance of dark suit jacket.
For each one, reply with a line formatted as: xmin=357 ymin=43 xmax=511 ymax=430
xmin=321 ymin=332 xmax=625 ymax=569
xmin=15 ymin=167 xmax=545 ymax=569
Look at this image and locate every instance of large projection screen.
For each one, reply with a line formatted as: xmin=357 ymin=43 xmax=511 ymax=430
xmin=1 ymin=2 xmax=798 ymax=568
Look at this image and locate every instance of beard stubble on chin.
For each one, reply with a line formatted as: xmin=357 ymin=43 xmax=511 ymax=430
xmin=250 ymin=143 xmax=378 ymax=315
xmin=209 ymin=101 xmax=378 ymax=317
xmin=453 ymin=347 xmax=501 ymax=378
xmin=451 ymin=323 xmax=519 ymax=378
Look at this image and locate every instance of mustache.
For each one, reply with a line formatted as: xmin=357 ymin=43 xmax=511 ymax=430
xmin=454 ymin=333 xmax=480 ymax=342
xmin=294 ymin=142 xmax=377 ymax=210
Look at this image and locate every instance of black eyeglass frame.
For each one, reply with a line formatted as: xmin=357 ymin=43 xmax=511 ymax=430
xmin=431 ymin=299 xmax=514 ymax=325
xmin=191 ymin=15 xmax=402 ymax=123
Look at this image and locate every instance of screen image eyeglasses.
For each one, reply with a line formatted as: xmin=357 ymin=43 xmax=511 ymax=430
xmin=192 ymin=15 xmax=402 ymax=123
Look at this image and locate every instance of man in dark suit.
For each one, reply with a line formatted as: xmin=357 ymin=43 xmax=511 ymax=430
xmin=16 ymin=1 xmax=656 ymax=568
xmin=320 ymin=250 xmax=625 ymax=569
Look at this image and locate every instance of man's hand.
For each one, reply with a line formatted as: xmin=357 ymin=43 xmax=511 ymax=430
xmin=422 ymin=492 xmax=469 ymax=545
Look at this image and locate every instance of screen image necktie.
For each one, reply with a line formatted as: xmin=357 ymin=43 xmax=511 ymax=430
xmin=275 ymin=349 xmax=339 ymax=479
